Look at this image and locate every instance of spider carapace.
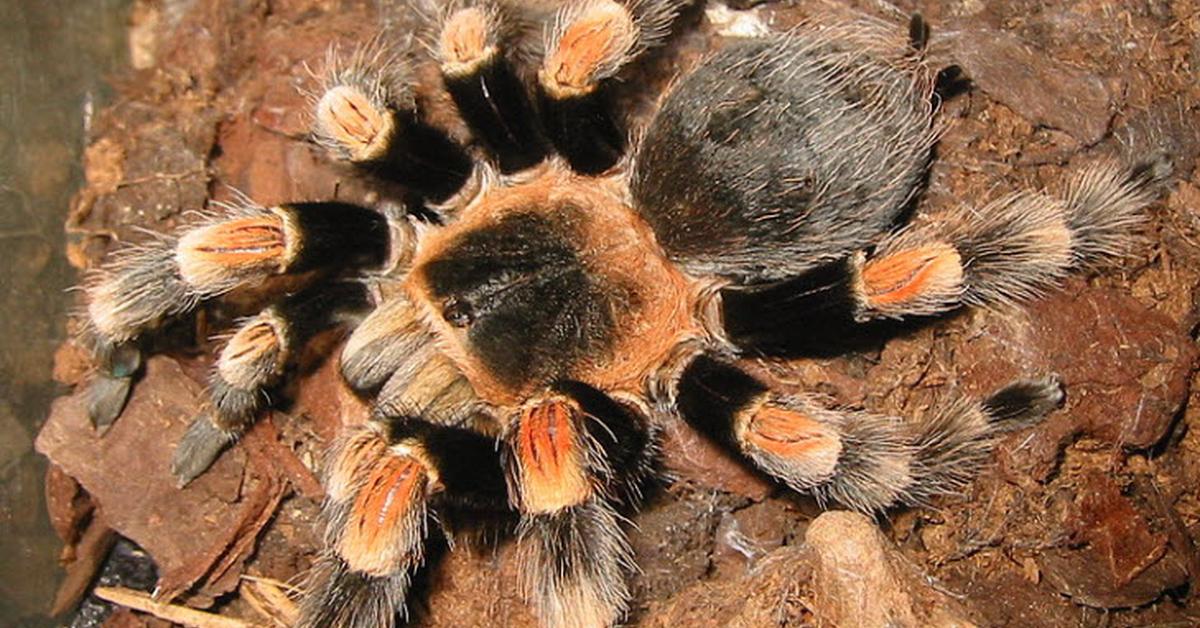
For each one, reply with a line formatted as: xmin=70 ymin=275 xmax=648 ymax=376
xmin=77 ymin=1 xmax=1169 ymax=626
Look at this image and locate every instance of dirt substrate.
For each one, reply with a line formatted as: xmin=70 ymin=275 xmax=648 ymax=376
xmin=36 ymin=0 xmax=1200 ymax=626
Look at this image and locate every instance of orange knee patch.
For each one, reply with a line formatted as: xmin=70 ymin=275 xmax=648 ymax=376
xmin=325 ymin=426 xmax=389 ymax=504
xmin=337 ymin=453 xmax=429 ymax=577
xmin=440 ymin=7 xmax=496 ymax=77
xmin=176 ymin=214 xmax=289 ymax=289
xmin=860 ymin=243 xmax=963 ymax=309
xmin=739 ymin=404 xmax=841 ymax=474
xmin=217 ymin=315 xmax=284 ymax=390
xmin=515 ymin=398 xmax=592 ymax=513
xmin=541 ymin=1 xmax=636 ymax=98
xmin=316 ymin=85 xmax=396 ymax=162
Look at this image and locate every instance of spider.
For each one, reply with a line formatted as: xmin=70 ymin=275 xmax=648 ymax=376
xmin=75 ymin=1 xmax=1168 ymax=626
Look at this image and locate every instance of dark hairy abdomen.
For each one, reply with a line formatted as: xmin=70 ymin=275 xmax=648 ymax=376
xmin=631 ymin=34 xmax=934 ymax=283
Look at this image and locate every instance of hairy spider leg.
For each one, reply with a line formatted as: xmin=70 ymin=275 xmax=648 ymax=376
xmin=171 ymin=282 xmax=370 ymax=487
xmin=855 ymin=158 xmax=1167 ymax=319
xmin=312 ymin=38 xmax=472 ymax=201
xmin=436 ymin=0 xmax=550 ymax=172
xmin=674 ymin=353 xmax=1064 ymax=512
xmin=502 ymin=381 xmax=652 ymax=628
xmin=720 ymin=158 xmax=1168 ymax=353
xmin=82 ymin=201 xmax=391 ymax=428
xmin=300 ymin=417 xmax=507 ymax=628
xmin=538 ymin=0 xmax=686 ymax=174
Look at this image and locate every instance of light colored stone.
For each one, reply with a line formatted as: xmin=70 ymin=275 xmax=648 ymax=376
xmin=806 ymin=511 xmax=978 ymax=628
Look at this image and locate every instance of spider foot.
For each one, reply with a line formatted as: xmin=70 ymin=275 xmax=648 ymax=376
xmin=86 ymin=342 xmax=142 ymax=432
xmin=172 ymin=414 xmax=239 ymax=487
xmin=86 ymin=373 xmax=134 ymax=434
xmin=981 ymin=375 xmax=1065 ymax=431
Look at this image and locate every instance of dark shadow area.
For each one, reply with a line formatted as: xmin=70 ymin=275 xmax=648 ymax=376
xmin=0 ymin=1 xmax=131 ymax=625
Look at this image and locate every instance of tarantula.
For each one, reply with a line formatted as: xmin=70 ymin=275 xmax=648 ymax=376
xmin=77 ymin=1 xmax=1167 ymax=626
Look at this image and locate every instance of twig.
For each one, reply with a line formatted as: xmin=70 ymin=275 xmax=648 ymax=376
xmin=240 ymin=574 xmax=303 ymax=596
xmin=93 ymin=586 xmax=258 ymax=628
xmin=239 ymin=576 xmax=300 ymax=627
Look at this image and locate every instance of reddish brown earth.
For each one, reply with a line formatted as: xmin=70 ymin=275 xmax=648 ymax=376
xmin=37 ymin=0 xmax=1200 ymax=626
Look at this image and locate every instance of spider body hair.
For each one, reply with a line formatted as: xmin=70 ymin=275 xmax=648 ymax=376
xmin=436 ymin=1 xmax=551 ymax=172
xmin=538 ymin=0 xmax=687 ymax=173
xmin=71 ymin=9 xmax=1175 ymax=628
xmin=401 ymin=166 xmax=699 ymax=406
xmin=631 ymin=27 xmax=937 ymax=283
xmin=299 ymin=417 xmax=506 ymax=628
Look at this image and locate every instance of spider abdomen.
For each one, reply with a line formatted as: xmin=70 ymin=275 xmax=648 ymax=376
xmin=631 ymin=28 xmax=937 ymax=283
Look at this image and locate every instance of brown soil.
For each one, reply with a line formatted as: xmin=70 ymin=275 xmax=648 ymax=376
xmin=37 ymin=0 xmax=1200 ymax=626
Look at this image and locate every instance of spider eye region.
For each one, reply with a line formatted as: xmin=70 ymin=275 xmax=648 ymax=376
xmin=415 ymin=210 xmax=618 ymax=390
xmin=441 ymin=297 xmax=475 ymax=327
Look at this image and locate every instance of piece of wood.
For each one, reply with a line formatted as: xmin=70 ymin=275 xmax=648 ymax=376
xmin=50 ymin=519 xmax=117 ymax=616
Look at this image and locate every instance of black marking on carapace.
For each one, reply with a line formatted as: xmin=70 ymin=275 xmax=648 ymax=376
xmin=284 ymin=202 xmax=390 ymax=272
xmin=538 ymin=87 xmax=625 ymax=175
xmin=675 ymin=354 xmax=767 ymax=449
xmin=419 ymin=210 xmax=620 ymax=390
xmin=445 ymin=58 xmax=549 ymax=173
xmin=632 ymin=36 xmax=930 ymax=282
